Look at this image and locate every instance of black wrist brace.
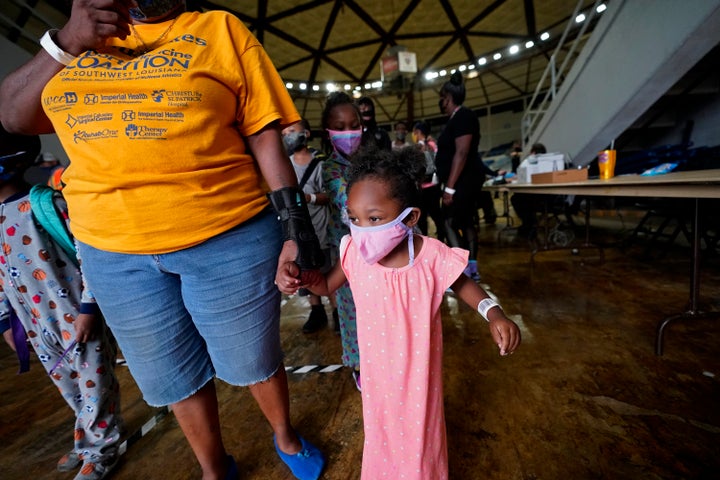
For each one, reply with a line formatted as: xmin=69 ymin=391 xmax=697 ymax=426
xmin=267 ymin=187 xmax=324 ymax=271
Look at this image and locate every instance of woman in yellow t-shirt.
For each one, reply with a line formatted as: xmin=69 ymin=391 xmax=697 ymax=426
xmin=0 ymin=1 xmax=325 ymax=479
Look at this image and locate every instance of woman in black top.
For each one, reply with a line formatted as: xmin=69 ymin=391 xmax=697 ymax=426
xmin=436 ymin=72 xmax=482 ymax=280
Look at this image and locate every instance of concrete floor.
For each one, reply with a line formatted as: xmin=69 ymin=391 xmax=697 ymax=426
xmin=1 ymin=201 xmax=719 ymax=479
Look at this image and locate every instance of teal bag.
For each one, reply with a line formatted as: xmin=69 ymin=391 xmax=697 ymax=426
xmin=29 ymin=184 xmax=78 ymax=266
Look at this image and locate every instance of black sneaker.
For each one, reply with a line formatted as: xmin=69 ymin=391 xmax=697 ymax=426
xmin=302 ymin=305 xmax=328 ymax=333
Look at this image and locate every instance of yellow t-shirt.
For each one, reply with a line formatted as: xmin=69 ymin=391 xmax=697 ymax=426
xmin=41 ymin=11 xmax=300 ymax=253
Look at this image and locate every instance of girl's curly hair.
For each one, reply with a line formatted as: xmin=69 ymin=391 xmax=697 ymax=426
xmin=347 ymin=146 xmax=426 ymax=209
xmin=321 ymin=91 xmax=360 ymax=129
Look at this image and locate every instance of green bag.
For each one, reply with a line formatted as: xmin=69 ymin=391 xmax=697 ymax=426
xmin=29 ymin=184 xmax=78 ymax=267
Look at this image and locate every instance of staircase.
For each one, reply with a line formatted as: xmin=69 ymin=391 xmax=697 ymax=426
xmin=523 ymin=0 xmax=720 ymax=167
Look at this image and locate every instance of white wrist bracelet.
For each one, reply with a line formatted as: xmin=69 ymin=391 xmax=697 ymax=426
xmin=477 ymin=298 xmax=500 ymax=322
xmin=444 ymin=186 xmax=456 ymax=195
xmin=40 ymin=29 xmax=77 ymax=66
xmin=309 ymin=193 xmax=317 ymax=205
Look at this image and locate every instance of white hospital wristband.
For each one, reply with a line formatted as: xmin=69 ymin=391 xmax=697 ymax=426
xmin=309 ymin=193 xmax=317 ymax=205
xmin=477 ymin=298 xmax=500 ymax=322
xmin=40 ymin=29 xmax=76 ymax=66
xmin=444 ymin=186 xmax=456 ymax=195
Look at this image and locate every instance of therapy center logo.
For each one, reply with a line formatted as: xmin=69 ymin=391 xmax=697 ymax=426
xmin=125 ymin=123 xmax=169 ymax=140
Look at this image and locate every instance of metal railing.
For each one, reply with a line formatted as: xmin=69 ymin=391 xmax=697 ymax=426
xmin=521 ymin=0 xmax=605 ymax=151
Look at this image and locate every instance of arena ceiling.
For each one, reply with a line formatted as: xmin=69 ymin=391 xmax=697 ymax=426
xmin=3 ymin=0 xmax=605 ymax=126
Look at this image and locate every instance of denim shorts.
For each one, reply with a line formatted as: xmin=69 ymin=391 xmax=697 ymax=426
xmin=77 ymin=211 xmax=283 ymax=406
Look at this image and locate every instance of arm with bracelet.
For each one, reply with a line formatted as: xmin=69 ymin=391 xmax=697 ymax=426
xmin=247 ymin=123 xmax=324 ymax=293
xmin=0 ymin=1 xmax=132 ymax=134
xmin=449 ymin=272 xmax=521 ymax=356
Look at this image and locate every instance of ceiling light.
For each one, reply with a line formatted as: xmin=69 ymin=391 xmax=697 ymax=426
xmin=299 ymin=83 xmax=307 ymax=90
xmin=509 ymin=45 xmax=520 ymax=55
xmin=540 ymin=32 xmax=550 ymax=41
xmin=525 ymin=40 xmax=534 ymax=49
xmin=468 ymin=64 xmax=475 ymax=70
xmin=575 ymin=13 xmax=586 ymax=23
xmin=596 ymin=4 xmax=607 ymax=13
xmin=493 ymin=53 xmax=502 ymax=60
xmin=439 ymin=69 xmax=447 ymax=76
xmin=364 ymin=82 xmax=372 ymax=89
xmin=467 ymin=71 xmax=478 ymax=79
xmin=478 ymin=57 xmax=487 ymax=66
xmin=312 ymin=84 xmax=320 ymax=91
xmin=326 ymin=83 xmax=336 ymax=92
xmin=372 ymin=81 xmax=382 ymax=89
xmin=285 ymin=82 xmax=293 ymax=89
xmin=458 ymin=65 xmax=467 ymax=72
xmin=344 ymin=84 xmax=352 ymax=90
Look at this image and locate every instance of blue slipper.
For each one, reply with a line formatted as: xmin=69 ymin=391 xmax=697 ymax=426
xmin=273 ymin=435 xmax=325 ymax=480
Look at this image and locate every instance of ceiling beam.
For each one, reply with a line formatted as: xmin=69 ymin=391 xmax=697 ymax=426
xmin=202 ymin=0 xmax=359 ymax=81
xmin=523 ymin=0 xmax=537 ymax=37
xmin=438 ymin=0 xmax=477 ymax=68
xmin=264 ymin=0 xmax=333 ymax=23
xmin=421 ymin=0 xmax=508 ymax=71
xmin=359 ymin=0 xmax=423 ymax=83
xmin=254 ymin=0 xmax=267 ymax=43
xmin=307 ymin=0 xmax=343 ymax=85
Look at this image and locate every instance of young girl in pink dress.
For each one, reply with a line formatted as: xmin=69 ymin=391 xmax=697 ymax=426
xmin=279 ymin=146 xmax=521 ymax=479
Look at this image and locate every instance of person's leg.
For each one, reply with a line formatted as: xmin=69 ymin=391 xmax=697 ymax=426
xmin=479 ymin=190 xmax=497 ymax=223
xmin=425 ymin=185 xmax=446 ymax=242
xmin=303 ymin=293 xmax=328 ymax=333
xmin=165 ymin=214 xmax=324 ymax=478
xmin=74 ymin=333 xmax=123 ymax=471
xmin=442 ymin=203 xmax=463 ymax=248
xmin=171 ymin=381 xmax=233 ymax=480
xmin=247 ymin=366 xmax=300 ymax=452
xmin=76 ymin=242 xmax=222 ymax=477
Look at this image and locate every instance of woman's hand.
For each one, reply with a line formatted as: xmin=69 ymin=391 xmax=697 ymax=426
xmin=56 ymin=0 xmax=134 ymax=55
xmin=275 ymin=240 xmax=322 ymax=294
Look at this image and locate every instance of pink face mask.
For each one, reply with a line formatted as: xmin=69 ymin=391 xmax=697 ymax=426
xmin=348 ymin=207 xmax=415 ymax=265
xmin=327 ymin=129 xmax=363 ymax=158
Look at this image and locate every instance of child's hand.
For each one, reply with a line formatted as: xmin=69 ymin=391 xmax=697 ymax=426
xmin=487 ymin=312 xmax=521 ymax=356
xmin=74 ymin=313 xmax=98 ymax=343
xmin=276 ymin=260 xmax=303 ymax=294
xmin=299 ymin=269 xmax=322 ymax=288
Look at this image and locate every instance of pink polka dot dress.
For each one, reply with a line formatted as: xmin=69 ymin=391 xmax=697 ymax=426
xmin=340 ymin=234 xmax=469 ymax=479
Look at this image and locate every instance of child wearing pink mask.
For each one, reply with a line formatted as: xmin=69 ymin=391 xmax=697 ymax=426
xmin=320 ymin=92 xmax=363 ymax=390
xmin=282 ymin=146 xmax=521 ymax=480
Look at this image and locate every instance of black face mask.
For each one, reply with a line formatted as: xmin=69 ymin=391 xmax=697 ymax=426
xmin=361 ymin=108 xmax=376 ymax=127
xmin=129 ymin=0 xmax=185 ymax=20
xmin=282 ymin=132 xmax=307 ymax=153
